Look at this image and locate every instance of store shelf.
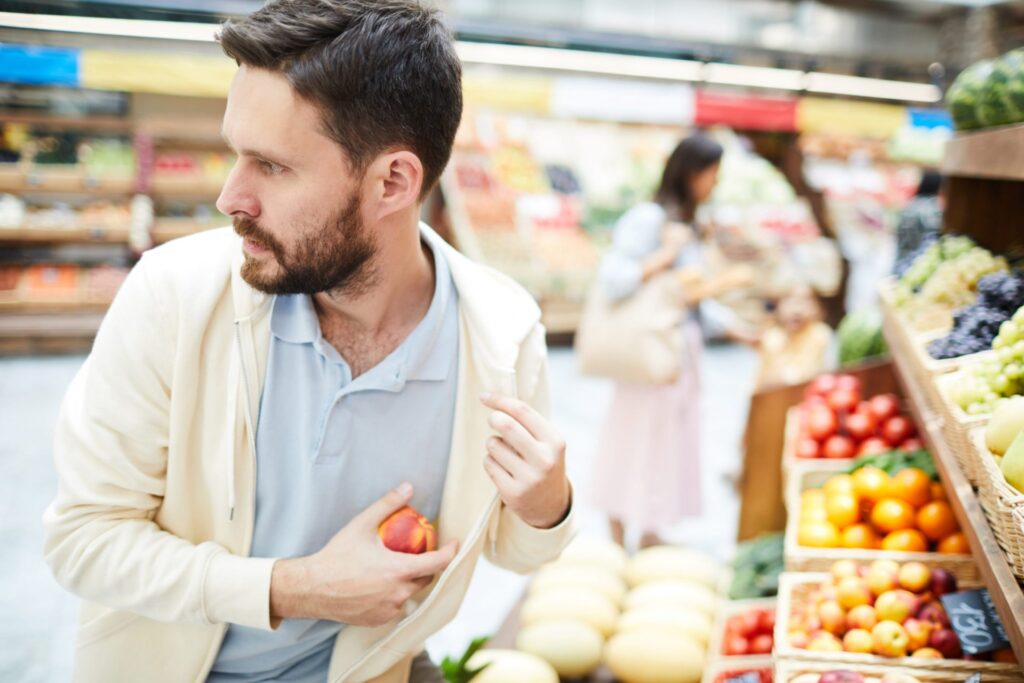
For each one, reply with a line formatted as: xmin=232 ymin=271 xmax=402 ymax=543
xmin=0 ymin=299 xmax=113 ymax=312
xmin=0 ymin=226 xmax=131 ymax=244
xmin=149 ymin=175 xmax=223 ymax=198
xmin=0 ymin=166 xmax=136 ymax=195
xmin=942 ymin=124 xmax=1024 ymax=182
xmin=0 ymin=311 xmax=104 ymax=355
xmin=151 ymin=219 xmax=221 ymax=244
xmin=885 ymin=329 xmax=1024 ymax=662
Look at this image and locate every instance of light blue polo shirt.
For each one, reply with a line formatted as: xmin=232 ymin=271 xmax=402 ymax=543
xmin=208 ymin=236 xmax=458 ymax=682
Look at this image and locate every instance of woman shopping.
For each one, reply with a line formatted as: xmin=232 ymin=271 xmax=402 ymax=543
xmin=588 ymin=134 xmax=753 ymax=549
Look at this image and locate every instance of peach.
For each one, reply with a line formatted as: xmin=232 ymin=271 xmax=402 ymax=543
xmin=836 ymin=577 xmax=873 ymax=610
xmin=911 ymin=647 xmax=944 ymax=659
xmin=904 ymin=618 xmax=934 ymax=652
xmin=788 ymin=629 xmax=811 ymax=649
xmin=875 ymin=589 xmax=919 ymax=623
xmin=846 ymin=604 xmax=879 ymax=631
xmin=378 ymin=505 xmax=437 ymax=554
xmin=807 ymin=632 xmax=844 ymax=653
xmin=872 ymin=621 xmax=910 ymax=658
xmin=843 ymin=628 xmax=874 ymax=654
xmin=831 ymin=559 xmax=862 ymax=583
xmin=898 ymin=562 xmax=932 ymax=593
xmin=866 ymin=560 xmax=900 ymax=597
xmin=818 ymin=600 xmax=847 ymax=635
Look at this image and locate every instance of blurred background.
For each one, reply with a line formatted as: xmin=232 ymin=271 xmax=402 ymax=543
xmin=1 ymin=1 xmax=1023 ymax=681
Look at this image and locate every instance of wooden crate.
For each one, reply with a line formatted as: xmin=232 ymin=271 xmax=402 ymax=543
xmin=782 ymin=407 xmax=853 ymax=502
xmin=774 ymin=572 xmax=1023 ymax=681
xmin=783 ymin=468 xmax=980 ymax=582
xmin=706 ymin=598 xmax=778 ymax=663
xmin=775 ymin=658 xmax=1010 ymax=683
xmin=935 ymin=372 xmax=990 ymax=486
xmin=702 ymin=656 xmax=773 ymax=683
xmin=973 ymin=427 xmax=1024 ymax=581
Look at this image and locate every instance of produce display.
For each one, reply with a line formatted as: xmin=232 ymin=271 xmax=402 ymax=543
xmin=893 ymin=236 xmax=1008 ymax=332
xmin=946 ymin=48 xmax=1024 ymax=131
xmin=721 ymin=606 xmax=776 ymax=656
xmin=794 ymin=374 xmax=919 ymax=461
xmin=788 ymin=671 xmax=922 ymax=683
xmin=947 ymin=305 xmax=1024 ymax=413
xmin=729 ymin=533 xmax=784 ymax=599
xmin=986 ymin=397 xmax=1024 ymax=494
xmin=836 ymin=307 xmax=887 ymax=367
xmin=928 ymin=271 xmax=1024 ymax=359
xmin=784 ymin=559 xmax=995 ymax=661
xmin=513 ymin=537 xmax=721 ymax=683
xmin=711 ymin=668 xmax=772 ymax=683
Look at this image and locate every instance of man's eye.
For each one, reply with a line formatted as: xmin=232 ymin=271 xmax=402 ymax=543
xmin=259 ymin=159 xmax=284 ymax=175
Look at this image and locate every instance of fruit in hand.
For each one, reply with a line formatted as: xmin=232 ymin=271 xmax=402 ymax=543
xmin=378 ymin=505 xmax=438 ymax=554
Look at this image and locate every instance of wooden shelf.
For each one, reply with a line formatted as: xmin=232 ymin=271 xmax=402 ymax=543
xmin=151 ymin=219 xmax=221 ymax=243
xmin=942 ymin=124 xmax=1024 ymax=182
xmin=149 ymin=175 xmax=223 ymax=198
xmin=0 ymin=311 xmax=105 ymax=355
xmin=0 ymin=166 xmax=136 ymax=195
xmin=0 ymin=299 xmax=113 ymax=312
xmin=0 ymin=226 xmax=131 ymax=245
xmin=885 ymin=328 xmax=1024 ymax=662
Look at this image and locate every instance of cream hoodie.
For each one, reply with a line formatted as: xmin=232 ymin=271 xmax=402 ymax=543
xmin=42 ymin=225 xmax=574 ymax=682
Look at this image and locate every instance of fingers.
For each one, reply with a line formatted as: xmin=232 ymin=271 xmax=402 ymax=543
xmin=401 ymin=540 xmax=459 ymax=579
xmin=483 ymin=450 xmax=517 ymax=492
xmin=485 ymin=435 xmax=529 ymax=479
xmin=355 ymin=482 xmax=414 ymax=528
xmin=481 ymin=393 xmax=554 ymax=444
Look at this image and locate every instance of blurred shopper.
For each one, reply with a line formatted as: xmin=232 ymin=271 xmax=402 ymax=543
xmin=894 ymin=169 xmax=944 ymax=268
xmin=589 ymin=134 xmax=753 ymax=549
xmin=41 ymin=2 xmax=574 ymax=682
xmin=755 ymin=284 xmax=833 ymax=389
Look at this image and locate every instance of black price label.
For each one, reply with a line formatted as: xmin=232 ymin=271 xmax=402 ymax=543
xmin=940 ymin=589 xmax=1010 ymax=655
xmin=725 ymin=672 xmax=762 ymax=683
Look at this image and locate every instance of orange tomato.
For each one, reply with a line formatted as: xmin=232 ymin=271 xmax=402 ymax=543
xmin=824 ymin=474 xmax=856 ymax=499
xmin=853 ymin=466 xmax=892 ymax=504
xmin=826 ymin=493 xmax=861 ymax=528
xmin=938 ymin=531 xmax=970 ymax=554
xmin=801 ymin=489 xmax=828 ymax=509
xmin=917 ymin=500 xmax=958 ymax=541
xmin=799 ymin=521 xmax=841 ymax=548
xmin=870 ymin=498 xmax=916 ymax=533
xmin=881 ymin=528 xmax=928 ymax=552
xmin=930 ymin=482 xmax=947 ymax=502
xmin=841 ymin=523 xmax=882 ymax=549
xmin=891 ymin=468 xmax=933 ymax=507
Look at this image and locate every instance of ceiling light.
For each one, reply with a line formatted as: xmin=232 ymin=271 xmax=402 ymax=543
xmin=805 ymin=72 xmax=941 ymax=103
xmin=0 ymin=11 xmax=217 ymax=42
xmin=703 ymin=63 xmax=805 ymax=91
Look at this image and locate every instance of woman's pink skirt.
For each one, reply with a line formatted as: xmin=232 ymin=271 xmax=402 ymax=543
xmin=589 ymin=320 xmax=703 ymax=530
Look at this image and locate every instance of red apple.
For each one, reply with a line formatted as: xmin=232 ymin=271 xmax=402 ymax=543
xmin=916 ymin=600 xmax=951 ymax=628
xmin=807 ymin=405 xmax=839 ymax=441
xmin=823 ymin=435 xmax=857 ymax=459
xmin=929 ymin=568 xmax=958 ymax=597
xmin=868 ymin=393 xmax=900 ymax=422
xmin=844 ymin=412 xmax=877 ymax=441
xmin=836 ymin=374 xmax=861 ymax=392
xmin=378 ymin=506 xmax=437 ymax=554
xmin=929 ymin=628 xmax=963 ymax=659
xmin=749 ymin=633 xmax=773 ymax=654
xmin=858 ymin=437 xmax=891 ymax=456
xmin=882 ymin=416 xmax=915 ymax=446
xmin=899 ymin=438 xmax=924 ymax=452
xmin=828 ymin=387 xmax=862 ymax=413
xmin=796 ymin=437 xmax=821 ymax=459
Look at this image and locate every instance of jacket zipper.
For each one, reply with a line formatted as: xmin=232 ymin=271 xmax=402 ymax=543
xmin=233 ymin=321 xmax=260 ymax=526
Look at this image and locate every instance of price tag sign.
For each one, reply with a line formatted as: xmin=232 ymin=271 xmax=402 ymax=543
xmin=940 ymin=589 xmax=1010 ymax=655
xmin=725 ymin=672 xmax=762 ymax=683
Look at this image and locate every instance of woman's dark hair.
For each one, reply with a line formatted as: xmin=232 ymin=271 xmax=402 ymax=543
xmin=218 ymin=0 xmax=462 ymax=197
xmin=654 ymin=134 xmax=724 ymax=221
xmin=916 ymin=169 xmax=942 ymax=198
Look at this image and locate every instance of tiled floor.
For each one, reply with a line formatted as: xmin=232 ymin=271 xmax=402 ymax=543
xmin=1 ymin=342 xmax=757 ymax=680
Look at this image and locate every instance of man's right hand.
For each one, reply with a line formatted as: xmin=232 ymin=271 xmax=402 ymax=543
xmin=269 ymin=483 xmax=458 ymax=626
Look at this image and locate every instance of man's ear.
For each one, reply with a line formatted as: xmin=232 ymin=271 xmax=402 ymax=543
xmin=366 ymin=150 xmax=423 ymax=220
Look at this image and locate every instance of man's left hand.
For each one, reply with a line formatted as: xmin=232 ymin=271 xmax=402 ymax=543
xmin=480 ymin=393 xmax=571 ymax=529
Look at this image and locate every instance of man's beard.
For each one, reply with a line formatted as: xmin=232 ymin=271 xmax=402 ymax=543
xmin=234 ymin=192 xmax=377 ymax=296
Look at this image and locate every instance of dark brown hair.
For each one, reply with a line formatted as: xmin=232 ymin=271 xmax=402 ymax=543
xmin=218 ymin=0 xmax=462 ymax=196
xmin=654 ymin=134 xmax=724 ymax=221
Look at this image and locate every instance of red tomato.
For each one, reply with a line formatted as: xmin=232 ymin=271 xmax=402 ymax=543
xmin=882 ymin=416 xmax=915 ymax=446
xmin=806 ymin=374 xmax=838 ymax=399
xmin=806 ymin=405 xmax=839 ymax=441
xmin=795 ymin=438 xmax=821 ymax=459
xmin=749 ymin=633 xmax=774 ymax=655
xmin=827 ymin=387 xmax=861 ymax=413
xmin=858 ymin=437 xmax=891 ymax=455
xmin=868 ymin=393 xmax=901 ymax=422
xmin=835 ymin=374 xmax=861 ymax=393
xmin=844 ymin=411 xmax=877 ymax=441
xmin=823 ymin=435 xmax=856 ymax=459
xmin=723 ymin=635 xmax=750 ymax=656
xmin=900 ymin=437 xmax=925 ymax=452
xmin=757 ymin=609 xmax=776 ymax=634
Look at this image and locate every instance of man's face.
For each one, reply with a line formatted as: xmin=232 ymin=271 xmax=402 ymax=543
xmin=217 ymin=65 xmax=377 ymax=295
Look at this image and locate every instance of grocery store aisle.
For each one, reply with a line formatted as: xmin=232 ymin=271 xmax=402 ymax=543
xmin=1 ymin=342 xmax=756 ymax=680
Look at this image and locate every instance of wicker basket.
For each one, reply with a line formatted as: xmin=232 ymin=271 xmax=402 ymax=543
xmin=774 ymin=572 xmax=1023 ymax=681
xmin=935 ymin=372 xmax=990 ymax=486
xmin=973 ymin=427 xmax=1024 ymax=581
xmin=775 ymin=658 xmax=1014 ymax=683
xmin=783 ymin=468 xmax=980 ymax=582
xmin=706 ymin=597 xmax=778 ymax=662
xmin=701 ymin=656 xmax=774 ymax=683
xmin=782 ymin=407 xmax=854 ymax=498
xmin=906 ymin=329 xmax=991 ymax=419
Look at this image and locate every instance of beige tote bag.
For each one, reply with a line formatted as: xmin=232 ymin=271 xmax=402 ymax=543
xmin=575 ymin=270 xmax=687 ymax=385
